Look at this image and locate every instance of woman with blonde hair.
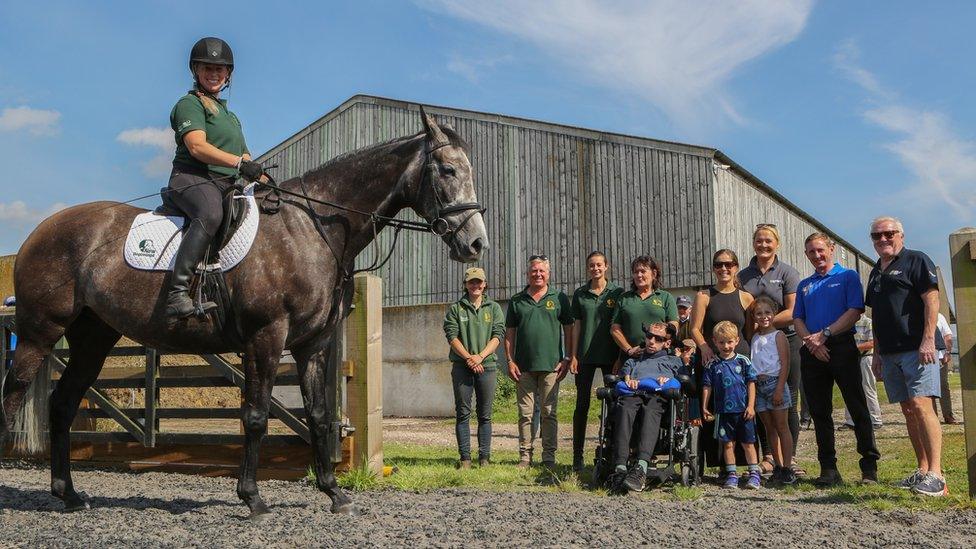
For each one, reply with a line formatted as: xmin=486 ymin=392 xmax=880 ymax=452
xmin=162 ymin=37 xmax=265 ymax=319
xmin=739 ymin=223 xmax=807 ymax=476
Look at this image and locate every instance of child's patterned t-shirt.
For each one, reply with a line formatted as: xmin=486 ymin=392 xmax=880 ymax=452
xmin=703 ymin=354 xmax=757 ymax=413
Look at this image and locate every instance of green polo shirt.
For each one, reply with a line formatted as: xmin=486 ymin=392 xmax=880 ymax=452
xmin=571 ymin=281 xmax=623 ymax=365
xmin=610 ymin=289 xmax=678 ymax=347
xmin=443 ymin=295 xmax=505 ymax=368
xmin=505 ymin=286 xmax=574 ymax=372
xmin=170 ymin=93 xmax=249 ymax=177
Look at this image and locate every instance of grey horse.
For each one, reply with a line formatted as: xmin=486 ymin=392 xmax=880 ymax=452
xmin=0 ymin=109 xmax=488 ymax=518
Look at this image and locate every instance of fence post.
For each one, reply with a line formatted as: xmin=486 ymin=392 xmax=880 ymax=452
xmin=345 ymin=273 xmax=383 ymax=476
xmin=144 ymin=347 xmax=158 ymax=448
xmin=949 ymin=227 xmax=976 ymax=498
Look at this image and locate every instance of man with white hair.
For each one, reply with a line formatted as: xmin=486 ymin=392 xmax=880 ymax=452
xmin=866 ymin=216 xmax=945 ymax=496
xmin=505 ymin=255 xmax=574 ymax=469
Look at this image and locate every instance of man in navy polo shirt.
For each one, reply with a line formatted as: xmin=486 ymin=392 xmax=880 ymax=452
xmin=866 ymin=216 xmax=945 ymax=496
xmin=793 ymin=232 xmax=880 ymax=486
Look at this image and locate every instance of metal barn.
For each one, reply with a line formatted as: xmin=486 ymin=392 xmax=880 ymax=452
xmin=258 ymin=95 xmax=874 ymax=305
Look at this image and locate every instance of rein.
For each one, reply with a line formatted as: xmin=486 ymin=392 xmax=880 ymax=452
xmin=256 ymin=139 xmax=485 ymax=280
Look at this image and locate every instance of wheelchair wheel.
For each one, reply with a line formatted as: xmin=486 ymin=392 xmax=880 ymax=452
xmin=682 ymin=426 xmax=701 ymax=486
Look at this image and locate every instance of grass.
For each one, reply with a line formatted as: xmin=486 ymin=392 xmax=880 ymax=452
xmin=331 ymin=371 xmax=974 ymax=512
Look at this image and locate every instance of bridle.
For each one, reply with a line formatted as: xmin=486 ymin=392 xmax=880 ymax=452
xmin=256 ymin=136 xmax=485 ymax=278
xmin=420 ymin=139 xmax=486 ymax=239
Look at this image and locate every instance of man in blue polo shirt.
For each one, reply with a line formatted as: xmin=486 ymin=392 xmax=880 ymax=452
xmin=866 ymin=216 xmax=945 ymax=496
xmin=793 ymin=232 xmax=880 ymax=486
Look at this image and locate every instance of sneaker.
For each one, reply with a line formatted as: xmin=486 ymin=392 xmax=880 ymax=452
xmin=897 ymin=469 xmax=924 ymax=490
xmin=800 ymin=418 xmax=813 ymax=430
xmin=814 ymin=469 xmax=843 ymax=487
xmin=456 ymin=460 xmax=471 ymax=470
xmin=770 ymin=466 xmax=783 ymax=483
xmin=779 ymin=468 xmax=798 ymax=486
xmin=836 ymin=423 xmax=855 ymax=431
xmin=873 ymin=424 xmax=883 ymax=431
xmin=541 ymin=460 xmax=557 ymax=471
xmin=516 ymin=457 xmax=531 ymax=469
xmin=944 ymin=417 xmax=959 ymax=425
xmin=572 ymin=454 xmax=584 ymax=472
xmin=623 ymin=466 xmax=647 ymax=492
xmin=723 ymin=472 xmax=740 ymax=489
xmin=912 ymin=473 xmax=947 ymax=497
xmin=745 ymin=471 xmax=761 ymax=490
xmin=479 ymin=458 xmax=491 ymax=467
xmin=860 ymin=471 xmax=878 ymax=485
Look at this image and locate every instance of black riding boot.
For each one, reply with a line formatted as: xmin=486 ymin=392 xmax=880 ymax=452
xmin=165 ymin=219 xmax=216 ymax=319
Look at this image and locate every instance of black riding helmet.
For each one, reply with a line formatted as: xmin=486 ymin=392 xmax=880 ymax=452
xmin=189 ymin=37 xmax=234 ymax=71
xmin=189 ymin=37 xmax=234 ymax=93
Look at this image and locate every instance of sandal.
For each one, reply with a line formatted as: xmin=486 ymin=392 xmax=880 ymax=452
xmin=791 ymin=460 xmax=807 ymax=477
xmin=760 ymin=456 xmax=776 ymax=475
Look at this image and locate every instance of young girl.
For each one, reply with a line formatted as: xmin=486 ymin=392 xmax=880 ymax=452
xmin=750 ymin=297 xmax=796 ymax=485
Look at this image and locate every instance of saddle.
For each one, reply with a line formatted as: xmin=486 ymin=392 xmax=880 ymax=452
xmin=156 ymin=186 xmax=248 ymax=263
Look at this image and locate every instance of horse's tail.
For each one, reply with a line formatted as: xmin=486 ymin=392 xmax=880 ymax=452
xmin=10 ymin=358 xmax=52 ymax=456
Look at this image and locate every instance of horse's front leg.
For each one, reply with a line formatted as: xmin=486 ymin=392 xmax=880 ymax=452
xmin=236 ymin=326 xmax=285 ymax=520
xmin=295 ymin=341 xmax=358 ymax=515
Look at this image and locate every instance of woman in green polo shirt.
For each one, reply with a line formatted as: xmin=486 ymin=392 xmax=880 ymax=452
xmin=610 ymin=255 xmax=679 ymax=363
xmin=443 ymin=267 xmax=505 ymax=469
xmin=162 ymin=37 xmax=265 ymax=319
xmin=569 ymin=251 xmax=623 ymax=471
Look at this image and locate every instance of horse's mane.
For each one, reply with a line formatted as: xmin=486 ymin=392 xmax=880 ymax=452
xmin=302 ymin=124 xmax=471 ymax=180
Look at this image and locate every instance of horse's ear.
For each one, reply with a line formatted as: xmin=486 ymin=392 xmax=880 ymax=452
xmin=419 ymin=105 xmax=449 ymax=148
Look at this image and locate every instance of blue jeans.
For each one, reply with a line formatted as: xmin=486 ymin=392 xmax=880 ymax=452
xmin=452 ymin=363 xmax=498 ymax=461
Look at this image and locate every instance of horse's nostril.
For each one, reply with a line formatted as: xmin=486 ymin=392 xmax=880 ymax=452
xmin=471 ymin=238 xmax=486 ymax=254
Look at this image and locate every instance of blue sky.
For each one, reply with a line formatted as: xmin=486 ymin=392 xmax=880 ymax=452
xmin=1 ymin=1 xmax=974 ymax=291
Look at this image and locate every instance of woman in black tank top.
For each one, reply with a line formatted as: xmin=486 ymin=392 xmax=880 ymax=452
xmin=691 ymin=249 xmax=755 ymax=469
xmin=691 ymin=250 xmax=754 ymax=361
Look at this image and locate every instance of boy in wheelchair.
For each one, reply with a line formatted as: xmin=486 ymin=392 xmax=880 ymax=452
xmin=607 ymin=322 xmax=690 ymax=492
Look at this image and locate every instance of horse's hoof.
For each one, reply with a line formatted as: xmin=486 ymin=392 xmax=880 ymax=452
xmin=62 ymin=494 xmax=91 ymax=513
xmin=247 ymin=501 xmax=271 ymax=521
xmin=330 ymin=501 xmax=361 ymax=515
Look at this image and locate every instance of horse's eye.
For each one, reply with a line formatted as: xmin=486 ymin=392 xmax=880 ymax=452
xmin=439 ymin=164 xmax=456 ymax=177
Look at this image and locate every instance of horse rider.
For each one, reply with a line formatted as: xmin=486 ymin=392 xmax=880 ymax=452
xmin=164 ymin=37 xmax=264 ymax=319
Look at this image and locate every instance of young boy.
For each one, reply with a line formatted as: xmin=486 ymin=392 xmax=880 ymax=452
xmin=612 ymin=322 xmax=685 ymax=492
xmin=701 ymin=321 xmax=760 ymax=489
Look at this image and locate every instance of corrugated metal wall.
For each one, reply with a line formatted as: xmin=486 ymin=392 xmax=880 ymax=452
xmin=712 ymin=165 xmax=873 ymax=287
xmin=258 ymin=96 xmax=874 ymax=305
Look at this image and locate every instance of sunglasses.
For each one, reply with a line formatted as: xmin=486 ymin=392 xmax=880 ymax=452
xmin=755 ymin=223 xmax=777 ymax=229
xmin=870 ymin=230 xmax=900 ymax=241
xmin=713 ymin=261 xmax=737 ymax=270
xmin=528 ymin=254 xmax=549 ymax=262
xmin=644 ymin=333 xmax=669 ymax=343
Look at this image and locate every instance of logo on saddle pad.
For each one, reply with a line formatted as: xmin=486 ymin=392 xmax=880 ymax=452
xmin=135 ymin=239 xmax=157 ymax=258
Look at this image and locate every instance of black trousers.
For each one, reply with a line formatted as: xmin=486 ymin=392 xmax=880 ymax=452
xmin=800 ymin=334 xmax=880 ymax=473
xmin=165 ymin=163 xmax=232 ymax=237
xmin=573 ymin=362 xmax=612 ymax=457
xmin=613 ymin=394 xmax=666 ymax=466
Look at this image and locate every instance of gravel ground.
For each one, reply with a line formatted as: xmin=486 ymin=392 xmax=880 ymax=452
xmin=2 ymin=463 xmax=975 ymax=548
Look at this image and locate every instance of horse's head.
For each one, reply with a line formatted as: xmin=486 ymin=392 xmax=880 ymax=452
xmin=411 ymin=108 xmax=489 ymax=262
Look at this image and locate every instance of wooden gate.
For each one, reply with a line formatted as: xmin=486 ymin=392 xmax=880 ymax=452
xmin=0 ymin=274 xmax=384 ymax=480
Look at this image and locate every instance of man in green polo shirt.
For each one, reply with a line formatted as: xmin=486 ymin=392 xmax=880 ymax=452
xmin=505 ymin=255 xmax=574 ymax=469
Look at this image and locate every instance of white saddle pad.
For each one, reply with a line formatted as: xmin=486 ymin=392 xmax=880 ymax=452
xmin=123 ymin=186 xmax=259 ymax=272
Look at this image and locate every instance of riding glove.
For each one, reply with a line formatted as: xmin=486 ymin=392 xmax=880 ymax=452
xmin=238 ymin=160 xmax=264 ymax=182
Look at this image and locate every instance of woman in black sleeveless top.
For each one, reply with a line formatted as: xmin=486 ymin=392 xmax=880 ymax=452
xmin=690 ymin=249 xmax=754 ymax=470
xmin=691 ymin=249 xmax=753 ymax=360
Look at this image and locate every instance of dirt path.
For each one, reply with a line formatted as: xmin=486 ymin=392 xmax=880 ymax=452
xmin=2 ymin=463 xmax=974 ymax=548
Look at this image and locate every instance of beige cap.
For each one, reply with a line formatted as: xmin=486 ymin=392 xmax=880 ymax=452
xmin=463 ymin=267 xmax=486 ymax=282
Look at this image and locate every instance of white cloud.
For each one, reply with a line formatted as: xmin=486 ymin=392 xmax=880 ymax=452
xmin=117 ymin=126 xmax=175 ymax=178
xmin=420 ymin=0 xmax=813 ymax=128
xmin=0 ymin=106 xmax=61 ymax=136
xmin=0 ymin=201 xmax=67 ymax=224
xmin=447 ymin=54 xmax=512 ymax=83
xmin=834 ymin=41 xmax=976 ymax=221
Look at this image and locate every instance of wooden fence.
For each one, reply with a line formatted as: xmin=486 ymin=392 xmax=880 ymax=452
xmin=0 ymin=274 xmax=383 ymax=480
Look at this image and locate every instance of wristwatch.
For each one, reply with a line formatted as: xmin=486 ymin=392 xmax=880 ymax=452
xmin=822 ymin=327 xmax=832 ymax=338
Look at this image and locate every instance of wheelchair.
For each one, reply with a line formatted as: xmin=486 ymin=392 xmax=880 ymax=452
xmin=592 ymin=373 xmax=701 ymax=489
